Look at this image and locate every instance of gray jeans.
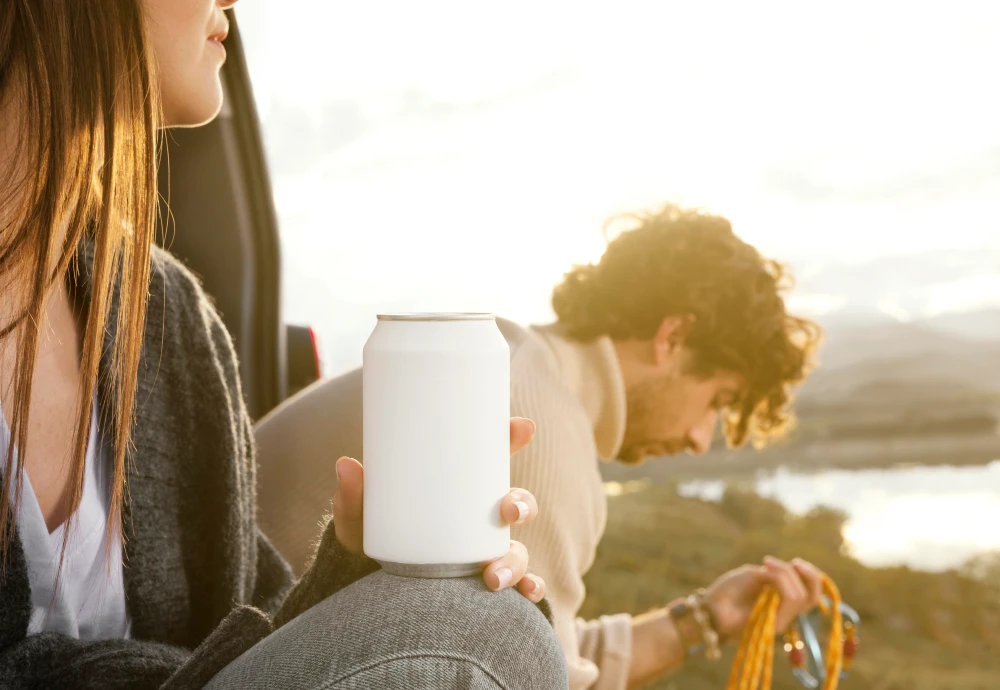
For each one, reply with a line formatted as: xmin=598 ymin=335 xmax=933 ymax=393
xmin=205 ymin=571 xmax=569 ymax=689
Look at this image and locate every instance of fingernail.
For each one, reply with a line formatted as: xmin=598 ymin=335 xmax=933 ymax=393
xmin=336 ymin=459 xmax=344 ymax=482
xmin=494 ymin=567 xmax=513 ymax=589
xmin=522 ymin=576 xmax=537 ymax=594
xmin=514 ymin=501 xmax=530 ymax=524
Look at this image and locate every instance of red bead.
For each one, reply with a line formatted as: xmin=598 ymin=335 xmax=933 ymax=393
xmin=844 ymin=636 xmax=859 ymax=658
xmin=789 ymin=647 xmax=805 ymax=667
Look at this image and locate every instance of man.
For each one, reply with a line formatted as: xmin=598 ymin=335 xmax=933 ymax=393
xmin=255 ymin=204 xmax=825 ymax=689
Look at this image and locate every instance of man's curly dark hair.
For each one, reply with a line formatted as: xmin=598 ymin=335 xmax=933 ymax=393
xmin=551 ymin=204 xmax=822 ymax=448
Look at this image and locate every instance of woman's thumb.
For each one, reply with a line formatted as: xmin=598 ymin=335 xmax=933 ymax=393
xmin=332 ymin=457 xmax=364 ymax=553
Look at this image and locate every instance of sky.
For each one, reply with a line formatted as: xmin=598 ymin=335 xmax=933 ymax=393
xmin=235 ymin=2 xmax=1000 ymax=375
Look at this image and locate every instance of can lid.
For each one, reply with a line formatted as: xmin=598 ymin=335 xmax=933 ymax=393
xmin=376 ymin=312 xmax=495 ymax=322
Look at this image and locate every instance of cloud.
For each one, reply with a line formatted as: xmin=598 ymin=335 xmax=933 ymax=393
xmin=760 ymin=146 xmax=1000 ymax=205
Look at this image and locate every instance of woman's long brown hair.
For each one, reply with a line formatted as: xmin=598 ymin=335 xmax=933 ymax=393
xmin=0 ymin=1 xmax=160 ymax=571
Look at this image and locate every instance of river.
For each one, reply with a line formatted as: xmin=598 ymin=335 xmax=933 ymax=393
xmin=671 ymin=460 xmax=1000 ymax=571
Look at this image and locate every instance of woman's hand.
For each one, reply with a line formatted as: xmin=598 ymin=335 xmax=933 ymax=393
xmin=704 ymin=556 xmax=825 ymax=642
xmin=331 ymin=416 xmax=547 ymax=604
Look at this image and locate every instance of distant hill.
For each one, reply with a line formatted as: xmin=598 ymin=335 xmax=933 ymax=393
xmin=918 ymin=307 xmax=1000 ymax=341
xmin=802 ymin=317 xmax=1000 ymax=401
xmin=817 ymin=306 xmax=1000 ymax=344
xmin=789 ymin=247 xmax=1000 ymax=350
xmin=815 ymin=320 xmax=982 ymax=370
xmin=803 ymin=349 xmax=1000 ymax=401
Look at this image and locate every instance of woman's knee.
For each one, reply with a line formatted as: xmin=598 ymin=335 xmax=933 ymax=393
xmin=335 ymin=571 xmax=568 ymax=687
xmin=209 ymin=571 xmax=568 ymax=689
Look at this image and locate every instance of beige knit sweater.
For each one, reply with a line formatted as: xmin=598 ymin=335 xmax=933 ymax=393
xmin=497 ymin=318 xmax=632 ymax=690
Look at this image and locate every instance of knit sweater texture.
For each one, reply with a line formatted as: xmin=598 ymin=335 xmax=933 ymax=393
xmin=0 ymin=245 xmax=383 ymax=689
xmin=498 ymin=320 xmax=633 ymax=690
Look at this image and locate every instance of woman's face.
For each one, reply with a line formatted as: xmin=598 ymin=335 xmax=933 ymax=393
xmin=143 ymin=0 xmax=239 ymax=127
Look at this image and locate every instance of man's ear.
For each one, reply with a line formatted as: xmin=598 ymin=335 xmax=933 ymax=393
xmin=653 ymin=315 xmax=694 ymax=365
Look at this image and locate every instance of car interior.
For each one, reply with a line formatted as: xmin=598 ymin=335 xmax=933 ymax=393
xmin=156 ymin=11 xmax=317 ymax=422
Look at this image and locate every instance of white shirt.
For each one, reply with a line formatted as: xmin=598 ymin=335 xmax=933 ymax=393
xmin=1 ymin=399 xmax=131 ymax=639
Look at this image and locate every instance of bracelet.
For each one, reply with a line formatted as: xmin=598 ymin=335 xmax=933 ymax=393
xmin=667 ymin=599 xmax=702 ymax=656
xmin=690 ymin=589 xmax=722 ymax=660
xmin=667 ymin=590 xmax=722 ymax=661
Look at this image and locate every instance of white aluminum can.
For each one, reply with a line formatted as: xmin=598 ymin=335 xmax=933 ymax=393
xmin=362 ymin=313 xmax=510 ymax=577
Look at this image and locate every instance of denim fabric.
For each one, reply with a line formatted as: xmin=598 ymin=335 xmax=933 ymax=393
xmin=205 ymin=571 xmax=569 ymax=689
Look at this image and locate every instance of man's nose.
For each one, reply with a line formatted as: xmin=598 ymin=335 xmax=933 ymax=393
xmin=687 ymin=410 xmax=719 ymax=455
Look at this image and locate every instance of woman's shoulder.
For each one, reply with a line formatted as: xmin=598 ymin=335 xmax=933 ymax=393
xmin=145 ymin=245 xmax=241 ymax=391
xmin=148 ymin=245 xmax=236 ymax=352
xmin=149 ymin=243 xmax=200 ymax=289
xmin=149 ymin=245 xmax=223 ymax=326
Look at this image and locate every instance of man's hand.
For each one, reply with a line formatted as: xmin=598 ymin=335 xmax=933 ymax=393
xmin=331 ymin=417 xmax=547 ymax=603
xmin=705 ymin=556 xmax=825 ymax=641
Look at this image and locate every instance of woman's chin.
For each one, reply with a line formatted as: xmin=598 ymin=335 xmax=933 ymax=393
xmin=162 ymin=86 xmax=224 ymax=129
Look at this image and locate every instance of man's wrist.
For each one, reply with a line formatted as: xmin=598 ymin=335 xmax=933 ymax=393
xmin=666 ymin=590 xmax=723 ymax=660
xmin=666 ymin=597 xmax=703 ymax=650
xmin=630 ymin=606 xmax=690 ymax=685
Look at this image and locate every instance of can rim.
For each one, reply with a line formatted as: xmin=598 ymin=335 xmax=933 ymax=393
xmin=376 ymin=312 xmax=495 ymax=322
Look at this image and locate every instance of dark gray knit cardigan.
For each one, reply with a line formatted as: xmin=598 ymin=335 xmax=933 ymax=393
xmin=0 ymin=246 xmax=383 ymax=689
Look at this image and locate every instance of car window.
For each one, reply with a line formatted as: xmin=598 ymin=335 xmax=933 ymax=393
xmin=238 ymin=5 xmax=1000 ymax=687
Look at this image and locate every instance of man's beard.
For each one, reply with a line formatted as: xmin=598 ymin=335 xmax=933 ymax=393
xmin=617 ymin=373 xmax=687 ymax=465
xmin=616 ymin=444 xmax=648 ymax=465
xmin=617 ymin=440 xmax=687 ymax=465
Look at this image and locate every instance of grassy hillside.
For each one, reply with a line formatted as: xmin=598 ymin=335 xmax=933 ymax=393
xmin=580 ymin=484 xmax=1000 ymax=690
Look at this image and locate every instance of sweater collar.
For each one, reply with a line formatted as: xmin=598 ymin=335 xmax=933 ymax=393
xmin=531 ymin=324 xmax=627 ymax=461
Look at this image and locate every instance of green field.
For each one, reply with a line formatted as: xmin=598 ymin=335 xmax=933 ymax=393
xmin=580 ymin=484 xmax=1000 ymax=690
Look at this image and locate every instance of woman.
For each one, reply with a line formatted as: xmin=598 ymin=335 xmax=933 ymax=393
xmin=0 ymin=1 xmax=567 ymax=688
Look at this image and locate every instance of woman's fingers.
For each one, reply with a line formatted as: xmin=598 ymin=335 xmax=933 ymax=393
xmin=496 ymin=422 xmax=538 ymax=597
xmin=510 ymin=417 xmax=536 ymax=456
xmin=496 ymin=426 xmax=539 ymax=601
xmin=500 ymin=488 xmax=538 ymax=526
xmin=516 ymin=573 xmax=546 ymax=604
xmin=483 ymin=540 xmax=529 ymax=592
xmin=332 ymin=457 xmax=364 ymax=554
